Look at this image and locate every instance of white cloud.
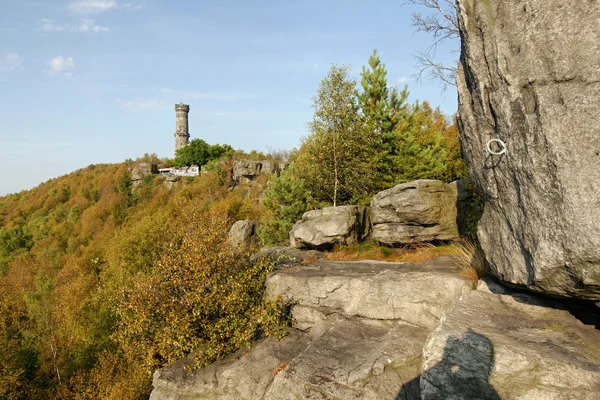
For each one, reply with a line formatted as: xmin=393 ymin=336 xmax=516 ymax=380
xmin=0 ymin=53 xmax=23 ymax=72
xmin=67 ymin=0 xmax=117 ymax=15
xmin=78 ymin=19 xmax=109 ymax=33
xmin=123 ymin=2 xmax=143 ymax=10
xmin=48 ymin=56 xmax=76 ymax=77
xmin=398 ymin=76 xmax=411 ymax=84
xmin=91 ymin=25 xmax=109 ymax=33
xmin=39 ymin=19 xmax=65 ymax=32
xmin=39 ymin=18 xmax=109 ymax=34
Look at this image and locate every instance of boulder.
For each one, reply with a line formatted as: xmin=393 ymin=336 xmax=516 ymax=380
xmin=370 ymin=180 xmax=459 ymax=245
xmin=232 ymin=160 xmax=262 ymax=182
xmin=131 ymin=162 xmax=157 ymax=186
xmin=456 ymin=0 xmax=600 ymax=301
xmin=260 ymin=160 xmax=277 ymax=174
xmin=266 ymin=256 xmax=471 ymax=330
xmin=414 ymin=279 xmax=600 ymax=399
xmin=289 ymin=205 xmax=369 ymax=249
xmin=228 ymin=220 xmax=259 ymax=247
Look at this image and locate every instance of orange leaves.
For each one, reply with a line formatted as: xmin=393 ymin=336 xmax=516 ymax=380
xmin=112 ymin=206 xmax=287 ymax=381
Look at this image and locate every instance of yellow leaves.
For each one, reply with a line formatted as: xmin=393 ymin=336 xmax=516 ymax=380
xmin=112 ymin=209 xmax=287 ymax=382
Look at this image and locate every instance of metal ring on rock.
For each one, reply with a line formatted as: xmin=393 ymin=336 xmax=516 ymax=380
xmin=486 ymin=138 xmax=506 ymax=156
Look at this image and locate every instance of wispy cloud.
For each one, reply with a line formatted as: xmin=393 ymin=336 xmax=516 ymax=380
xmin=78 ymin=19 xmax=109 ymax=33
xmin=0 ymin=53 xmax=23 ymax=72
xmin=67 ymin=0 xmax=117 ymax=15
xmin=122 ymin=2 xmax=143 ymax=10
xmin=48 ymin=56 xmax=76 ymax=77
xmin=398 ymin=76 xmax=411 ymax=84
xmin=39 ymin=19 xmax=65 ymax=32
xmin=39 ymin=18 xmax=109 ymax=34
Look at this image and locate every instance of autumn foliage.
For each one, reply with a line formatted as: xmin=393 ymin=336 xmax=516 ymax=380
xmin=0 ymin=161 xmax=285 ymax=399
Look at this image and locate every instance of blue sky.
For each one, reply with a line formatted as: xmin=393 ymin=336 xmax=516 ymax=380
xmin=0 ymin=0 xmax=459 ymax=196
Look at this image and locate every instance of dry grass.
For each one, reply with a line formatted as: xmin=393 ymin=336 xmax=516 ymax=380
xmin=452 ymin=239 xmax=489 ymax=281
xmin=301 ymin=255 xmax=319 ymax=264
xmin=324 ymin=240 xmax=489 ymax=281
xmin=272 ymin=362 xmax=288 ymax=376
xmin=324 ymin=241 xmax=464 ymax=264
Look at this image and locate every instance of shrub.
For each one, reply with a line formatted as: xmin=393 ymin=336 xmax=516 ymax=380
xmin=113 ymin=207 xmax=287 ymax=379
xmin=258 ymin=166 xmax=313 ymax=245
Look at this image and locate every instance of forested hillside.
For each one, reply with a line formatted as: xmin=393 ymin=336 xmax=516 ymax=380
xmin=0 ymin=159 xmax=286 ymax=399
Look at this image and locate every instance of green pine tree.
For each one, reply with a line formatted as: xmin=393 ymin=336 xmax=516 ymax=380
xmin=391 ymin=101 xmax=449 ymax=183
xmin=358 ymin=49 xmax=410 ymax=190
xmin=258 ymin=165 xmax=313 ymax=245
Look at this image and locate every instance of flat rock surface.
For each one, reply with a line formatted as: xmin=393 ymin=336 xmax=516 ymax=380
xmin=151 ymin=319 xmax=428 ymax=400
xmin=419 ymin=279 xmax=600 ymax=399
xmin=266 ymin=256 xmax=471 ymax=329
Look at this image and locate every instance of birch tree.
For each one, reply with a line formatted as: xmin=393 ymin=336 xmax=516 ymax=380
xmin=296 ymin=65 xmax=374 ymax=206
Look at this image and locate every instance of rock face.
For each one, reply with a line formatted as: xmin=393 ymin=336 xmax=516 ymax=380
xmin=150 ymin=255 xmax=600 ymax=399
xmin=232 ymin=160 xmax=288 ymax=183
xmin=131 ymin=162 xmax=157 ymax=186
xmin=150 ymin=256 xmax=471 ymax=400
xmin=289 ymin=205 xmax=369 ymax=249
xmin=228 ymin=220 xmax=259 ymax=247
xmin=151 ymin=320 xmax=427 ymax=400
xmin=456 ymin=0 xmax=600 ymax=300
xmin=416 ymin=279 xmax=600 ymax=399
xmin=267 ymin=256 xmax=471 ymax=330
xmin=370 ymin=180 xmax=459 ymax=245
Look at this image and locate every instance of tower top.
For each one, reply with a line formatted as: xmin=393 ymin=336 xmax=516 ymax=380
xmin=175 ymin=103 xmax=190 ymax=112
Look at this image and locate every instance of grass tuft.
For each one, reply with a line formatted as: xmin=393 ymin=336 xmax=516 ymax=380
xmin=452 ymin=239 xmax=489 ymax=281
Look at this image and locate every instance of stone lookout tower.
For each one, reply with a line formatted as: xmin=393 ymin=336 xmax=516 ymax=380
xmin=174 ymin=103 xmax=190 ymax=154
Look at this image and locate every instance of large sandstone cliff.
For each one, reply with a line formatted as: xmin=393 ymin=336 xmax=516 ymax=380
xmin=456 ymin=0 xmax=600 ymax=301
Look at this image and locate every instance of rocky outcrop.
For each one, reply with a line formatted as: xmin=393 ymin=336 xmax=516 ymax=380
xmin=456 ymin=1 xmax=600 ymax=300
xmin=232 ymin=160 xmax=262 ymax=182
xmin=131 ymin=162 xmax=157 ymax=186
xmin=370 ymin=180 xmax=459 ymax=245
xmin=266 ymin=256 xmax=471 ymax=330
xmin=151 ymin=319 xmax=426 ymax=400
xmin=232 ymin=160 xmax=288 ymax=183
xmin=163 ymin=175 xmax=180 ymax=189
xmin=150 ymin=253 xmax=600 ymax=399
xmin=417 ymin=279 xmax=600 ymax=399
xmin=289 ymin=205 xmax=369 ymax=249
xmin=228 ymin=220 xmax=259 ymax=247
xmin=150 ymin=256 xmax=471 ymax=400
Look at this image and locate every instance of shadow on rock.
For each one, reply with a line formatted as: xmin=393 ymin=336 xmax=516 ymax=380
xmin=397 ymin=330 xmax=501 ymax=400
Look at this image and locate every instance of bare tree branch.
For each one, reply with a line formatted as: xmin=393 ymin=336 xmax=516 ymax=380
xmin=404 ymin=0 xmax=459 ymax=90
xmin=413 ymin=51 xmax=457 ymax=88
